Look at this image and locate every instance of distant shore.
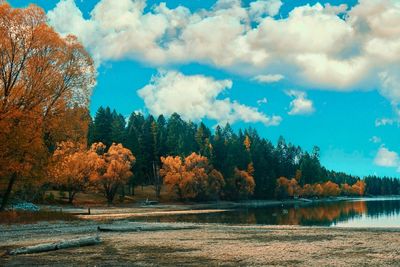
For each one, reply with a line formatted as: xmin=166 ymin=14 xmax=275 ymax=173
xmin=30 ymin=195 xmax=398 ymax=221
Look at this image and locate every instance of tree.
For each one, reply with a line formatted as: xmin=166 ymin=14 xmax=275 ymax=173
xmin=92 ymin=107 xmax=113 ymax=147
xmin=227 ymin=168 xmax=255 ymax=200
xmin=160 ymin=153 xmax=225 ymax=201
xmin=48 ymin=141 xmax=92 ymax=203
xmin=351 ymin=180 xmax=366 ymax=196
xmin=0 ymin=3 xmax=94 ymax=210
xmin=322 ymin=181 xmax=340 ymax=197
xmin=275 ymin=177 xmax=301 ymax=199
xmin=89 ymin=143 xmax=135 ymax=204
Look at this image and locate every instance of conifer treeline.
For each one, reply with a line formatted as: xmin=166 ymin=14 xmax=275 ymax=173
xmin=88 ymin=106 xmax=400 ymax=199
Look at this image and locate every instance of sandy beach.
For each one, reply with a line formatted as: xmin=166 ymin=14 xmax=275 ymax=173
xmin=1 ymin=217 xmax=400 ymax=266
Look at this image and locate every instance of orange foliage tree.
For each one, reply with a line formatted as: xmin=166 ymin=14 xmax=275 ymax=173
xmin=229 ymin=167 xmax=256 ymax=200
xmin=341 ymin=180 xmax=366 ymax=196
xmin=0 ymin=3 xmax=95 ymax=210
xmin=351 ymin=180 xmax=366 ymax=196
xmin=160 ymin=153 xmax=225 ymax=201
xmin=321 ymin=181 xmax=340 ymax=197
xmin=276 ymin=177 xmax=301 ymax=199
xmin=89 ymin=143 xmax=135 ymax=204
xmin=48 ymin=141 xmax=92 ymax=203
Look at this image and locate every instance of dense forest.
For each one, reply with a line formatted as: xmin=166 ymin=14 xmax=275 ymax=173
xmin=86 ymin=106 xmax=400 ymax=201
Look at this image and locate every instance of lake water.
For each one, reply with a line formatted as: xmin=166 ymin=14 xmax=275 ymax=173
xmin=134 ymin=197 xmax=400 ymax=227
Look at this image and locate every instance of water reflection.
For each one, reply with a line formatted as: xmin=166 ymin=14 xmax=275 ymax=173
xmin=133 ymin=198 xmax=400 ymax=227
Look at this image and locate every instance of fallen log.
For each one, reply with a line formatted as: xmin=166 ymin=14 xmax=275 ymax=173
xmin=97 ymin=225 xmax=198 ymax=232
xmin=7 ymin=236 xmax=101 ymax=255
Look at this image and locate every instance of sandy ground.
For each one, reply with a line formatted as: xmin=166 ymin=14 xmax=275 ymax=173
xmin=1 ymin=219 xmax=400 ymax=267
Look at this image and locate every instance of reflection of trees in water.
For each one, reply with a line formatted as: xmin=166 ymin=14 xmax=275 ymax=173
xmin=271 ymin=201 xmax=367 ymax=226
xmin=364 ymin=199 xmax=400 ymax=218
xmin=133 ymin=200 xmax=400 ymax=226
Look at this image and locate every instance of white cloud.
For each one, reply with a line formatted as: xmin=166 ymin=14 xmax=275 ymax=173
xmin=375 ymin=118 xmax=396 ymax=127
xmin=252 ymin=74 xmax=284 ymax=83
xmin=257 ymin=97 xmax=268 ymax=105
xmin=370 ymin=136 xmax=382 ymax=143
xmin=137 ymin=70 xmax=281 ymax=126
xmin=47 ymin=0 xmax=400 ymax=117
xmin=374 ymin=146 xmax=399 ymax=168
xmin=249 ymin=0 xmax=283 ymax=21
xmin=286 ymin=90 xmax=315 ymax=115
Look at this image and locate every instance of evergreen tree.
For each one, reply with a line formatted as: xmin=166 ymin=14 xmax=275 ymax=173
xmin=92 ymin=106 xmax=113 ymax=147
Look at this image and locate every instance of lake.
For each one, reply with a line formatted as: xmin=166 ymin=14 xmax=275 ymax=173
xmin=133 ymin=197 xmax=400 ymax=227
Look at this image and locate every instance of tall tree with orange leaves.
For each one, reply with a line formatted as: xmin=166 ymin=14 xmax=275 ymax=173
xmin=89 ymin=143 xmax=135 ymax=204
xmin=0 ymin=3 xmax=95 ymax=210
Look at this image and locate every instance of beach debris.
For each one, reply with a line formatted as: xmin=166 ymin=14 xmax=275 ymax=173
xmin=7 ymin=236 xmax=101 ymax=255
xmin=97 ymin=224 xmax=198 ymax=232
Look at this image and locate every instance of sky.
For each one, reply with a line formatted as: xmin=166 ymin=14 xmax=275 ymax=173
xmin=8 ymin=0 xmax=400 ymax=178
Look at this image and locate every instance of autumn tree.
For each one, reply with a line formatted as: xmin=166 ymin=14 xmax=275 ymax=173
xmin=0 ymin=3 xmax=95 ymax=210
xmin=89 ymin=143 xmax=135 ymax=204
xmin=351 ymin=180 xmax=366 ymax=196
xmin=160 ymin=153 xmax=225 ymax=201
xmin=276 ymin=177 xmax=301 ymax=199
xmin=322 ymin=181 xmax=340 ymax=197
xmin=48 ymin=141 xmax=92 ymax=203
xmin=229 ymin=167 xmax=256 ymax=200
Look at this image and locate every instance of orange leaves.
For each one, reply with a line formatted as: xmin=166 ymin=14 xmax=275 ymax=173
xmin=276 ymin=177 xmax=301 ymax=198
xmin=48 ymin=141 xmax=92 ymax=203
xmin=88 ymin=143 xmax=135 ymax=203
xmin=244 ymin=135 xmax=251 ymax=152
xmin=352 ymin=180 xmax=366 ymax=196
xmin=49 ymin=142 xmax=135 ymax=204
xmin=160 ymin=153 xmax=225 ymax=201
xmin=340 ymin=180 xmax=366 ymax=196
xmin=277 ymin=176 xmax=365 ymax=199
xmin=0 ymin=3 xmax=94 ymax=208
xmin=233 ymin=168 xmax=255 ymax=198
xmin=321 ymin=181 xmax=340 ymax=197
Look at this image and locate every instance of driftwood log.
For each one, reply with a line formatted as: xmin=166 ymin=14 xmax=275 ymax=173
xmin=7 ymin=236 xmax=101 ymax=255
xmin=97 ymin=225 xmax=198 ymax=232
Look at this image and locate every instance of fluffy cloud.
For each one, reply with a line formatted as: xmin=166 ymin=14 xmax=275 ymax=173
xmin=286 ymin=90 xmax=315 ymax=115
xmin=252 ymin=74 xmax=284 ymax=83
xmin=374 ymin=146 xmax=399 ymax=168
xmin=47 ymin=0 xmax=400 ymax=115
xmin=137 ymin=71 xmax=281 ymax=126
xmin=249 ymin=0 xmax=283 ymax=20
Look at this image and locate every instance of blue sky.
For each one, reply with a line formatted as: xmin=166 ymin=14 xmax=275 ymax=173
xmin=9 ymin=0 xmax=400 ymax=178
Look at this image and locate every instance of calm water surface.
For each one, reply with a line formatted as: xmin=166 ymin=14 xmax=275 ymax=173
xmin=133 ymin=197 xmax=400 ymax=227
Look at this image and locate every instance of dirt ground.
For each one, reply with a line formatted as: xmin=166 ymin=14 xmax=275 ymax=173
xmin=1 ymin=220 xmax=400 ymax=266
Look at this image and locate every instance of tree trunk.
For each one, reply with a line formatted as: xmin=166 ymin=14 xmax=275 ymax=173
xmin=131 ymin=184 xmax=135 ymax=196
xmin=8 ymin=236 xmax=101 ymax=255
xmin=0 ymin=172 xmax=17 ymax=211
xmin=106 ymin=184 xmax=118 ymax=205
xmin=68 ymin=191 xmax=75 ymax=204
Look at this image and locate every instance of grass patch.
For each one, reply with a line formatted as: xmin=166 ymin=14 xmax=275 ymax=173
xmin=0 ymin=210 xmax=80 ymax=225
